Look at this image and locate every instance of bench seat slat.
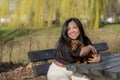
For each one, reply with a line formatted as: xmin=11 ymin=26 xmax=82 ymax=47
xmin=67 ymin=53 xmax=120 ymax=79
xmin=32 ymin=63 xmax=51 ymax=76
xmin=105 ymin=65 xmax=120 ymax=78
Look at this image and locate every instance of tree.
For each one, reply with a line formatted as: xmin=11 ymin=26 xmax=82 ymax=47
xmin=0 ymin=0 xmax=111 ymax=29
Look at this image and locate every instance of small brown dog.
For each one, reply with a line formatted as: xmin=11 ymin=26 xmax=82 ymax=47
xmin=71 ymin=40 xmax=84 ymax=51
xmin=71 ymin=39 xmax=98 ymax=64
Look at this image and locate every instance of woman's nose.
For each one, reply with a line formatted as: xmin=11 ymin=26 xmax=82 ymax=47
xmin=70 ymin=29 xmax=74 ymax=33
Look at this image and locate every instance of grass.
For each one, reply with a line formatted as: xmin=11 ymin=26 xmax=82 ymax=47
xmin=102 ymin=24 xmax=120 ymax=30
xmin=0 ymin=24 xmax=120 ymax=63
xmin=87 ymin=24 xmax=120 ymax=53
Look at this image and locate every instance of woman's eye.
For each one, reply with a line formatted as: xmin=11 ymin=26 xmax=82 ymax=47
xmin=67 ymin=27 xmax=70 ymax=30
xmin=73 ymin=26 xmax=77 ymax=29
xmin=67 ymin=26 xmax=78 ymax=30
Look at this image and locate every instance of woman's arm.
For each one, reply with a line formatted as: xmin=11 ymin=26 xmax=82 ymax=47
xmin=80 ymin=36 xmax=101 ymax=63
xmin=80 ymin=45 xmax=97 ymax=57
xmin=80 ymin=45 xmax=101 ymax=63
xmin=79 ymin=46 xmax=91 ymax=57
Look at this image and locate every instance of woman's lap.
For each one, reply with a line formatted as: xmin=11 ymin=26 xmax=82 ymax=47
xmin=47 ymin=63 xmax=89 ymax=80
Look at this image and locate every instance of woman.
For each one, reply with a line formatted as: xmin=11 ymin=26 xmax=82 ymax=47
xmin=47 ymin=18 xmax=100 ymax=80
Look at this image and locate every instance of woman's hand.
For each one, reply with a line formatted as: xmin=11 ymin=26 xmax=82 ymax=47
xmin=80 ymin=46 xmax=91 ymax=57
xmin=88 ymin=54 xmax=101 ymax=63
xmin=87 ymin=45 xmax=97 ymax=53
xmin=79 ymin=44 xmax=100 ymax=63
xmin=80 ymin=45 xmax=97 ymax=57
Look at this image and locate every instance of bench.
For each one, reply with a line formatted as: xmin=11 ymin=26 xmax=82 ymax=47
xmin=28 ymin=42 xmax=109 ymax=77
xmin=67 ymin=53 xmax=120 ymax=79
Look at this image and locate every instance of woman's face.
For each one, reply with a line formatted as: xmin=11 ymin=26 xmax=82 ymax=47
xmin=67 ymin=21 xmax=80 ymax=39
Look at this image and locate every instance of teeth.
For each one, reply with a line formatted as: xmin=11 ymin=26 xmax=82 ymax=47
xmin=72 ymin=34 xmax=75 ymax=36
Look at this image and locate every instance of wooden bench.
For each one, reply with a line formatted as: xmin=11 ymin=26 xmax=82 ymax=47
xmin=28 ymin=42 xmax=109 ymax=77
xmin=67 ymin=53 xmax=120 ymax=79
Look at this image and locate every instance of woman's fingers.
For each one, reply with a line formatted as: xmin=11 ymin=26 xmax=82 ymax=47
xmin=88 ymin=55 xmax=100 ymax=63
xmin=80 ymin=46 xmax=91 ymax=57
xmin=88 ymin=45 xmax=97 ymax=53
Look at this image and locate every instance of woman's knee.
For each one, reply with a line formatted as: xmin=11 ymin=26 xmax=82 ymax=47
xmin=47 ymin=72 xmax=71 ymax=80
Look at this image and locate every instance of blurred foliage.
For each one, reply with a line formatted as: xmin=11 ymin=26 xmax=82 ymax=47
xmin=0 ymin=0 xmax=114 ymax=30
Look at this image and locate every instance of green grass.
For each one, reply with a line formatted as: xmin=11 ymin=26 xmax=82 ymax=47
xmin=101 ymin=24 xmax=120 ymax=30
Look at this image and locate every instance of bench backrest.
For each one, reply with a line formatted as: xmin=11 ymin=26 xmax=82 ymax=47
xmin=28 ymin=49 xmax=55 ymax=62
xmin=28 ymin=42 xmax=109 ymax=62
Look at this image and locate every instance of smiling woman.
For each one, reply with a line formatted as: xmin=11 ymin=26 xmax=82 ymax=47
xmin=67 ymin=21 xmax=80 ymax=40
xmin=47 ymin=18 xmax=101 ymax=80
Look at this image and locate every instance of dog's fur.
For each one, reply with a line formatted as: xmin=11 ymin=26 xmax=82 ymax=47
xmin=71 ymin=39 xmax=98 ymax=64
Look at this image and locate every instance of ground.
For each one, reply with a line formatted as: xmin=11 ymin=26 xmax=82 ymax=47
xmin=0 ymin=62 xmax=119 ymax=80
xmin=0 ymin=62 xmax=45 ymax=80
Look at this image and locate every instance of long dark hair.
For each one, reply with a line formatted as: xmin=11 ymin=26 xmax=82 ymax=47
xmin=55 ymin=18 xmax=88 ymax=56
xmin=60 ymin=18 xmax=86 ymax=45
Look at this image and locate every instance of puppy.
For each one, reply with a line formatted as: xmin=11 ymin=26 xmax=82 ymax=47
xmin=71 ymin=39 xmax=98 ymax=64
xmin=71 ymin=40 xmax=84 ymax=51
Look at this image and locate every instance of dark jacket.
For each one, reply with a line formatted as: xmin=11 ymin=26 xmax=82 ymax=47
xmin=54 ymin=36 xmax=92 ymax=65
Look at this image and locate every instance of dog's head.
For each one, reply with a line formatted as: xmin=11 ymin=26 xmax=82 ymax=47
xmin=71 ymin=40 xmax=84 ymax=51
